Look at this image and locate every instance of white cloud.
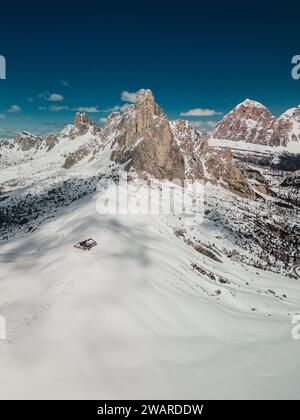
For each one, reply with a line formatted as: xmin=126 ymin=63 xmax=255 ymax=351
xmin=39 ymin=92 xmax=64 ymax=102
xmin=39 ymin=105 xmax=69 ymax=112
xmin=188 ymin=120 xmax=218 ymax=130
xmin=8 ymin=105 xmax=22 ymax=113
xmin=121 ymin=91 xmax=137 ymax=103
xmin=180 ymin=108 xmax=222 ymax=117
xmin=47 ymin=93 xmax=64 ymax=102
xmin=206 ymin=120 xmax=217 ymax=128
xmin=48 ymin=105 xmax=69 ymax=112
xmin=99 ymin=117 xmax=107 ymax=125
xmin=76 ymin=106 xmax=100 ymax=113
xmin=38 ymin=105 xmax=101 ymax=113
xmin=189 ymin=121 xmax=203 ymax=128
xmin=0 ymin=113 xmax=6 ymax=119
xmin=102 ymin=105 xmax=120 ymax=113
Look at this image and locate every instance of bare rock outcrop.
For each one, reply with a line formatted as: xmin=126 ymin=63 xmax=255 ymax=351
xmin=171 ymin=120 xmax=253 ymax=197
xmin=61 ymin=114 xmax=104 ymax=168
xmin=170 ymin=120 xmax=208 ymax=179
xmin=63 ymin=139 xmax=100 ymax=169
xmin=73 ymin=113 xmax=97 ymax=137
xmin=45 ymin=133 xmax=59 ymax=151
xmin=110 ymin=89 xmax=186 ymax=182
xmin=60 ymin=113 xmax=100 ymax=141
xmin=14 ymin=132 xmax=44 ymax=151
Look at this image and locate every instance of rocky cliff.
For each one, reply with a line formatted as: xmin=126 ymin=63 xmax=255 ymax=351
xmin=170 ymin=119 xmax=253 ymax=196
xmin=109 ymin=89 xmax=186 ymax=182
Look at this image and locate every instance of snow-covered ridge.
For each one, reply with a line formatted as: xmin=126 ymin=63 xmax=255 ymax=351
xmin=236 ymin=98 xmax=273 ymax=111
xmin=209 ymin=137 xmax=300 ymax=154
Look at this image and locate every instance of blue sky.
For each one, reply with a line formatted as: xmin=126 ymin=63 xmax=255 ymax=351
xmin=0 ymin=0 xmax=299 ymax=137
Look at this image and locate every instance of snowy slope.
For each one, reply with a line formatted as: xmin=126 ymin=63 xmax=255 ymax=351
xmin=209 ymin=137 xmax=300 ymax=154
xmin=0 ymin=179 xmax=300 ymax=399
xmin=0 ymin=94 xmax=299 ymax=400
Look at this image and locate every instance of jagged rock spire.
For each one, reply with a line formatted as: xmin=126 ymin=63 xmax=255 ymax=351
xmin=110 ymin=89 xmax=186 ymax=182
xmin=75 ymin=112 xmax=92 ymax=126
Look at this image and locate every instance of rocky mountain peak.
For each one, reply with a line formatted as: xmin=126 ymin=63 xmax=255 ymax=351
xmin=136 ymin=88 xmax=155 ymax=105
xmin=110 ymin=89 xmax=185 ymax=181
xmin=238 ymin=98 xmax=268 ymax=109
xmin=232 ymin=98 xmax=274 ymax=121
xmin=213 ymin=100 xmax=300 ymax=148
xmin=75 ymin=112 xmax=92 ymax=126
xmin=59 ymin=112 xmax=100 ymax=139
xmin=134 ymin=88 xmax=164 ymax=118
xmin=279 ymin=105 xmax=300 ymax=120
xmin=73 ymin=112 xmax=95 ymax=136
xmin=213 ymin=99 xmax=276 ymax=145
xmin=271 ymin=106 xmax=300 ymax=146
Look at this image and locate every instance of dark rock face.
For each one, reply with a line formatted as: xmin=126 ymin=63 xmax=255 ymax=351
xmin=281 ymin=169 xmax=300 ymax=185
xmin=110 ymin=89 xmax=186 ymax=182
xmin=273 ymin=153 xmax=300 ymax=172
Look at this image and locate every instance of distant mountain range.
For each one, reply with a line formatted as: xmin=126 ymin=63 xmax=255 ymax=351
xmin=213 ymin=99 xmax=300 ymax=148
xmin=0 ymin=89 xmax=254 ymax=197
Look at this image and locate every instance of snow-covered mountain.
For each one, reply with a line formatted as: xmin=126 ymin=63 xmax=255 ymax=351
xmin=272 ymin=106 xmax=300 ymax=147
xmin=0 ymin=89 xmax=299 ymax=399
xmin=213 ymin=99 xmax=300 ymax=150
